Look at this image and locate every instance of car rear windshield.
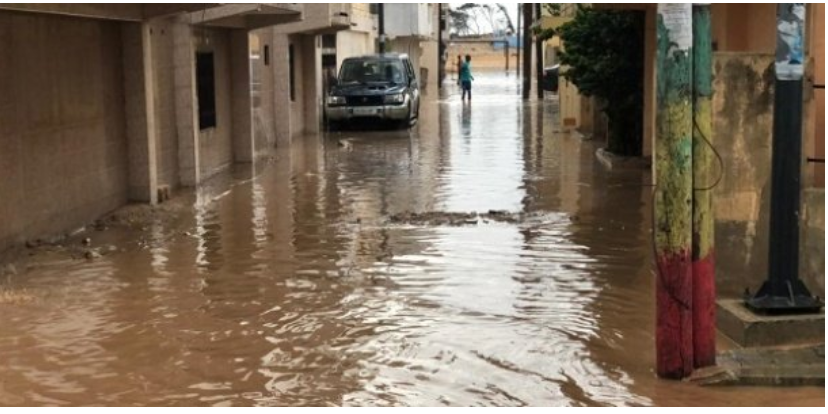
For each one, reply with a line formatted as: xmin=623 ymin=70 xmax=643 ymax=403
xmin=339 ymin=59 xmax=407 ymax=84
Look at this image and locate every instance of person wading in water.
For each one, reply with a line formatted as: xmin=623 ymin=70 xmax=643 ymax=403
xmin=459 ymin=55 xmax=474 ymax=103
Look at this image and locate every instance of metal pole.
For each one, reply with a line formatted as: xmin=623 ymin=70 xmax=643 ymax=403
xmin=438 ymin=5 xmax=444 ymax=88
xmin=691 ymin=3 xmax=715 ymax=369
xmin=517 ymin=3 xmax=521 ymax=79
xmin=378 ymin=3 xmax=386 ymax=54
xmin=746 ymin=4 xmax=822 ymax=314
xmin=505 ymin=40 xmax=509 ymax=72
xmin=655 ymin=3 xmax=694 ymax=380
xmin=535 ymin=3 xmax=544 ymax=99
xmin=522 ymin=3 xmax=532 ymax=99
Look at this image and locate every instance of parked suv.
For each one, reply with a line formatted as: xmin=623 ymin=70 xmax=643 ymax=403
xmin=325 ymin=53 xmax=420 ymax=129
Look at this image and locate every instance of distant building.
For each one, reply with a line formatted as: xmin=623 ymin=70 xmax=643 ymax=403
xmin=382 ymin=4 xmax=441 ymax=92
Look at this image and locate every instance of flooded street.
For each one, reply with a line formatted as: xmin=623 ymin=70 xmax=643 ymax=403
xmin=0 ymin=73 xmax=822 ymax=406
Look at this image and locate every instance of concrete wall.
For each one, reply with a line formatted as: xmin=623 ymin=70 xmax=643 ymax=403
xmin=712 ymin=53 xmax=775 ymax=297
xmin=712 ymin=53 xmax=824 ymax=297
xmin=710 ymin=3 xmax=823 ymax=189
xmin=0 ymin=11 xmax=128 ymax=250
xmin=445 ymin=42 xmax=515 ymax=72
xmin=808 ymin=3 xmax=824 ymax=188
xmin=420 ymin=39 xmax=439 ymax=93
xmin=711 ymin=4 xmax=776 ymax=53
xmin=801 ymin=189 xmax=825 ymax=294
xmin=336 ymin=30 xmax=375 ymax=69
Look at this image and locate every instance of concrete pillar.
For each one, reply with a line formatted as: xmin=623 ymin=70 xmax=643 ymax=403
xmin=173 ymin=22 xmax=200 ymax=186
xmin=231 ymin=29 xmax=254 ymax=162
xmin=122 ymin=22 xmax=158 ymax=204
xmin=273 ymin=33 xmax=292 ymax=148
xmin=302 ymin=35 xmax=321 ymax=134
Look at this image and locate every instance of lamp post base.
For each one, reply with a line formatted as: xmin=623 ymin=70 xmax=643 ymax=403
xmin=745 ymin=280 xmax=823 ymax=315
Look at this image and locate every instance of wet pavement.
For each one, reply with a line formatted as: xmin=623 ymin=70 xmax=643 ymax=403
xmin=0 ymin=72 xmax=823 ymax=406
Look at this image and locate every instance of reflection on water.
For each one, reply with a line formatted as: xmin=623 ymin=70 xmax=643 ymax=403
xmin=0 ymin=73 xmax=822 ymax=407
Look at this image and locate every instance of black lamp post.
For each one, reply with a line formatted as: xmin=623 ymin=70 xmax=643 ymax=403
xmin=745 ymin=3 xmax=822 ymax=314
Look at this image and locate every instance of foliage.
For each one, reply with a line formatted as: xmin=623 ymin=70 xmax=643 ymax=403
xmin=545 ymin=3 xmax=563 ymax=16
xmin=449 ymin=8 xmax=473 ymax=35
xmin=558 ymin=8 xmax=645 ymax=156
xmin=543 ymin=3 xmax=583 ymax=17
xmin=450 ymin=3 xmax=515 ymax=37
xmin=533 ymin=27 xmax=556 ymax=42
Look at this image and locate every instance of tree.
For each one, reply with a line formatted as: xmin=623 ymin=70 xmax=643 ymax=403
xmin=558 ymin=8 xmax=645 ymax=156
xmin=449 ymin=8 xmax=473 ymax=36
xmin=495 ymin=4 xmax=515 ymax=34
xmin=449 ymin=3 xmax=514 ymax=37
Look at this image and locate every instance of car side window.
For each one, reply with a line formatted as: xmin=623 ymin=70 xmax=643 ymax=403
xmin=404 ymin=59 xmax=416 ymax=84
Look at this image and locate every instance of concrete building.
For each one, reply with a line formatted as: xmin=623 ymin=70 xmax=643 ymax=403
xmin=0 ymin=3 xmax=303 ymax=252
xmin=383 ymin=3 xmax=441 ymax=92
xmin=250 ymin=4 xmax=378 ymax=147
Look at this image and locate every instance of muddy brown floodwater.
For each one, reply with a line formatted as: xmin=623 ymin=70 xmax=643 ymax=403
xmin=0 ymin=73 xmax=823 ymax=407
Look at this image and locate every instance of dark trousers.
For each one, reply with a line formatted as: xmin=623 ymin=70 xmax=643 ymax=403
xmin=461 ymin=80 xmax=472 ymax=100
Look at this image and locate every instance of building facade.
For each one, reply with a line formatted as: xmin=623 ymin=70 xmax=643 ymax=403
xmin=0 ymin=3 xmax=303 ymax=251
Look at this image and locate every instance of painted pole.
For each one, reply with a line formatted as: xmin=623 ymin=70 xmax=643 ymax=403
xmin=522 ymin=3 xmax=533 ymax=99
xmin=745 ymin=4 xmax=822 ymax=314
xmin=378 ymin=3 xmax=386 ymax=54
xmin=517 ymin=3 xmax=522 ymax=80
xmin=505 ymin=39 xmax=510 ymax=72
xmin=655 ymin=3 xmax=694 ymax=379
xmin=535 ymin=3 xmax=544 ymax=99
xmin=691 ymin=3 xmax=716 ymax=369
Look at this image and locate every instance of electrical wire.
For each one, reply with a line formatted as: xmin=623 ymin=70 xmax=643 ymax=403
xmin=650 ymin=184 xmax=692 ymax=311
xmin=649 ymin=115 xmax=725 ymax=313
xmin=692 ymin=116 xmax=725 ymax=192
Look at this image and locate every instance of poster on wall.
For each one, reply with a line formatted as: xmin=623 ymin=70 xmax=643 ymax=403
xmin=658 ymin=3 xmax=692 ymax=53
xmin=775 ymin=3 xmax=806 ymax=81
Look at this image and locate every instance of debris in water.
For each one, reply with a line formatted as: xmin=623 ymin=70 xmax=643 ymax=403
xmin=0 ymin=289 xmax=36 ymax=305
xmin=1 ymin=264 xmax=17 ymax=277
xmin=389 ymin=210 xmax=545 ymax=226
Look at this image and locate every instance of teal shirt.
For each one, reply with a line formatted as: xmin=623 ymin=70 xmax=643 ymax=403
xmin=459 ymin=61 xmax=473 ymax=82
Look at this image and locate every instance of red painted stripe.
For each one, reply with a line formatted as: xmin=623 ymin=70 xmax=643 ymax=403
xmin=656 ymin=250 xmax=694 ymax=379
xmin=692 ymin=252 xmax=716 ymax=368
